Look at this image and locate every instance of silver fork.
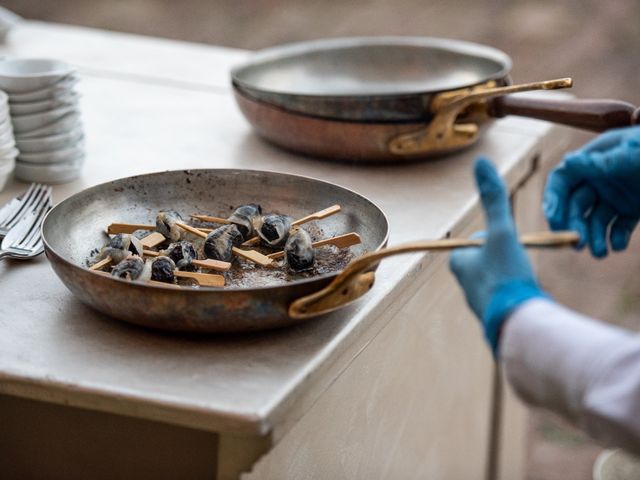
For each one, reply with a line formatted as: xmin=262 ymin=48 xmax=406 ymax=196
xmin=0 ymin=190 xmax=52 ymax=261
xmin=0 ymin=183 xmax=49 ymax=238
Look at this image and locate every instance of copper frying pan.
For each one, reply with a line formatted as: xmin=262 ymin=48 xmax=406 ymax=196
xmin=232 ymin=37 xmax=640 ymax=162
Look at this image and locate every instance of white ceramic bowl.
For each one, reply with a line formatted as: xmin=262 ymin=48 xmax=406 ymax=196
xmin=16 ymin=125 xmax=84 ymax=153
xmin=14 ymin=112 xmax=81 ymax=139
xmin=11 ymin=105 xmax=77 ymax=133
xmin=9 ymin=92 xmax=79 ymax=116
xmin=8 ymin=75 xmax=78 ymax=103
xmin=0 ymin=59 xmax=75 ymax=93
xmin=0 ymin=126 xmax=15 ymax=146
xmin=15 ymin=128 xmax=83 ymax=153
xmin=15 ymin=157 xmax=83 ymax=184
xmin=0 ymin=145 xmax=17 ymax=160
xmin=0 ymin=156 xmax=15 ymax=192
xmin=18 ymin=144 xmax=84 ymax=164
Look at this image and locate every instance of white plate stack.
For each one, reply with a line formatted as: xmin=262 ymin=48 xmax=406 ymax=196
xmin=0 ymin=59 xmax=84 ymax=184
xmin=0 ymin=90 xmax=17 ymax=191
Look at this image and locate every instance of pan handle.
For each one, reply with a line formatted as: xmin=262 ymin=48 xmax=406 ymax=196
xmin=288 ymin=231 xmax=579 ymax=320
xmin=488 ymin=96 xmax=640 ymax=132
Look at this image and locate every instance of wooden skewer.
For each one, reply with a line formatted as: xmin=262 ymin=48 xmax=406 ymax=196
xmin=107 ymin=223 xmax=155 ymax=234
xmin=176 ymin=222 xmax=273 ymax=267
xmin=242 ymin=204 xmax=342 ymax=247
xmin=140 ymin=232 xmax=166 ymax=249
xmin=143 ymin=249 xmax=232 ymax=272
xmin=174 ymin=271 xmax=225 ymax=287
xmin=90 ymin=257 xmax=113 ymax=271
xmin=292 ymin=204 xmax=341 ymax=226
xmin=190 ymin=214 xmax=230 ymax=224
xmin=268 ymin=232 xmax=362 ymax=260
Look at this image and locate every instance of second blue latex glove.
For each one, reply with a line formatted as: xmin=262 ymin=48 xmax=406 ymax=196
xmin=449 ymin=158 xmax=546 ymax=354
xmin=544 ymin=126 xmax=640 ymax=257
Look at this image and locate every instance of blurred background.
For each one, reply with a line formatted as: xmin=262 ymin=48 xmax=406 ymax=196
xmin=6 ymin=1 xmax=639 ymax=478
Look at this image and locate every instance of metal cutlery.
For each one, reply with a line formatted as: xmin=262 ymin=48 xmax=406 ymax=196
xmin=0 ymin=189 xmax=52 ymax=260
xmin=0 ymin=183 xmax=50 ymax=238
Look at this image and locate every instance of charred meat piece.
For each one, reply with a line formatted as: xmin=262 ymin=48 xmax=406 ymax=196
xmin=156 ymin=210 xmax=183 ymax=242
xmin=162 ymin=241 xmax=198 ymax=272
xmin=151 ymin=256 xmax=176 ymax=283
xmin=285 ymin=226 xmax=315 ymax=272
xmin=228 ymin=204 xmax=261 ymax=239
xmin=204 ymin=224 xmax=243 ymax=262
xmin=253 ymin=214 xmax=293 ymax=248
xmin=111 ymin=256 xmax=151 ymax=281
xmin=100 ymin=233 xmax=144 ymax=264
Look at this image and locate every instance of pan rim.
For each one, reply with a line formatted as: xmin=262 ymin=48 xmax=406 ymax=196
xmin=42 ymin=168 xmax=390 ymax=293
xmin=231 ymin=35 xmax=512 ymax=99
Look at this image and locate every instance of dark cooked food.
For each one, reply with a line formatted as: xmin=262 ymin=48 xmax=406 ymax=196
xmin=111 ymin=256 xmax=150 ymax=281
xmin=228 ymin=203 xmax=261 ymax=238
xmin=163 ymin=241 xmax=197 ymax=272
xmin=100 ymin=233 xmax=143 ymax=264
xmin=156 ymin=210 xmax=183 ymax=242
xmin=204 ymin=224 xmax=243 ymax=262
xmin=285 ymin=226 xmax=315 ymax=271
xmin=253 ymin=213 xmax=293 ymax=248
xmin=151 ymin=256 xmax=176 ymax=283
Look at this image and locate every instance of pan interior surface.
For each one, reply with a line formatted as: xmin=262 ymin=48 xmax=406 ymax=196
xmin=233 ymin=37 xmax=511 ymax=97
xmin=43 ymin=169 xmax=388 ymax=289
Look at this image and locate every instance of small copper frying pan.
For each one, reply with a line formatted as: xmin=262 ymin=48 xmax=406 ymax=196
xmin=232 ymin=37 xmax=639 ymax=162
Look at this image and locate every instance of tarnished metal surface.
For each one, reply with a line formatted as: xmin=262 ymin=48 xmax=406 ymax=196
xmin=232 ymin=36 xmax=512 ymax=122
xmin=42 ymin=169 xmax=389 ymax=332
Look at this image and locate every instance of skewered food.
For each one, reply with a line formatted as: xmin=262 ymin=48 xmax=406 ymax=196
xmin=90 ymin=203 xmax=360 ymax=289
xmin=253 ymin=213 xmax=293 ymax=248
xmin=228 ymin=204 xmax=261 ymax=238
xmin=150 ymin=256 xmax=176 ymax=283
xmin=156 ymin=210 xmax=183 ymax=242
xmin=111 ymin=256 xmax=151 ymax=281
xmin=99 ymin=233 xmax=143 ymax=264
xmin=162 ymin=241 xmax=198 ymax=271
xmin=285 ymin=226 xmax=315 ymax=271
xmin=204 ymin=224 xmax=244 ymax=262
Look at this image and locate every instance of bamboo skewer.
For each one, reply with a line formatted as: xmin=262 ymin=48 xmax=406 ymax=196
xmin=142 ymin=249 xmax=231 ymax=272
xmin=242 ymin=204 xmax=342 ymax=247
xmin=176 ymin=222 xmax=273 ymax=267
xmin=174 ymin=271 xmax=225 ymax=287
xmin=107 ymin=223 xmax=155 ymax=234
xmin=268 ymin=232 xmax=362 ymax=260
xmin=190 ymin=214 xmax=230 ymax=224
xmin=141 ymin=232 xmax=166 ymax=249
xmin=89 ymin=257 xmax=112 ymax=271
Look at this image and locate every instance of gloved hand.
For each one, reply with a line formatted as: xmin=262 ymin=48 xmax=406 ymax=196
xmin=450 ymin=158 xmax=547 ymax=354
xmin=544 ymin=126 xmax=640 ymax=258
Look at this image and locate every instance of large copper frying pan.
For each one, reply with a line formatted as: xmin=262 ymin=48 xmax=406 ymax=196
xmin=232 ymin=37 xmax=640 ymax=162
xmin=42 ymin=169 xmax=389 ymax=333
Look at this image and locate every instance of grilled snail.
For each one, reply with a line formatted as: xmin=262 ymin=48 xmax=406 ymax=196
xmin=253 ymin=213 xmax=293 ymax=248
xmin=99 ymin=233 xmax=144 ymax=264
xmin=204 ymin=224 xmax=243 ymax=262
xmin=285 ymin=226 xmax=315 ymax=271
xmin=156 ymin=210 xmax=183 ymax=242
xmin=111 ymin=256 xmax=151 ymax=281
xmin=228 ymin=203 xmax=262 ymax=238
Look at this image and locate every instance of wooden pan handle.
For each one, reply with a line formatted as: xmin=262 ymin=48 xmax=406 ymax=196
xmin=488 ymin=97 xmax=640 ymax=132
xmin=289 ymin=230 xmax=579 ymax=320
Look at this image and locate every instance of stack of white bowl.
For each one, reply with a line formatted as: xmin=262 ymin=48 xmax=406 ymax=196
xmin=0 ymin=59 xmax=84 ymax=184
xmin=0 ymin=90 xmax=17 ymax=191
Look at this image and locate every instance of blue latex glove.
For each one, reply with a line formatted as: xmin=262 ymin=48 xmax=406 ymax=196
xmin=544 ymin=126 xmax=640 ymax=258
xmin=449 ymin=158 xmax=547 ymax=354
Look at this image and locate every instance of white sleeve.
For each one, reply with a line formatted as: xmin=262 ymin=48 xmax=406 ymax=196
xmin=501 ymin=298 xmax=640 ymax=455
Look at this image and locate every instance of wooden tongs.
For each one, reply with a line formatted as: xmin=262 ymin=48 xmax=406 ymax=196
xmin=288 ymin=230 xmax=579 ymax=319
